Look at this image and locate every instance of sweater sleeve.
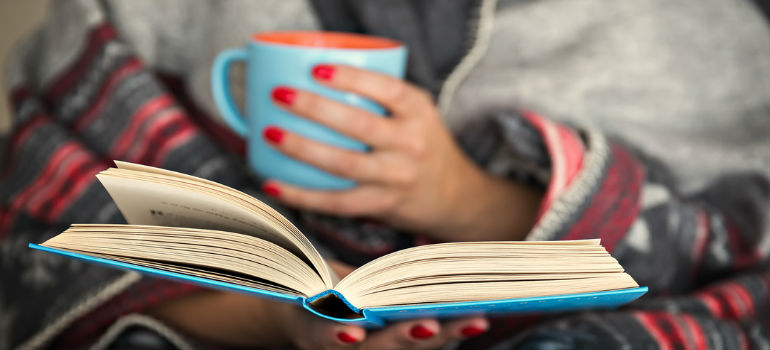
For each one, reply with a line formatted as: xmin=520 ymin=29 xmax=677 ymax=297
xmin=457 ymin=110 xmax=770 ymax=294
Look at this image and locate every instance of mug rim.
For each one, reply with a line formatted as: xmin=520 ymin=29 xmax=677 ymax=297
xmin=252 ymin=31 xmax=403 ymax=50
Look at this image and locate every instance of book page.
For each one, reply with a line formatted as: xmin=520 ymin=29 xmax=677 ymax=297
xmin=99 ymin=175 xmax=294 ymax=249
xmin=42 ymin=224 xmax=328 ymax=296
xmin=334 ymin=240 xmax=639 ymax=309
xmin=97 ymin=170 xmax=334 ymax=288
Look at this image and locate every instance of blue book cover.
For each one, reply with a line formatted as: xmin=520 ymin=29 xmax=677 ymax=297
xmin=29 ymin=243 xmax=647 ymax=327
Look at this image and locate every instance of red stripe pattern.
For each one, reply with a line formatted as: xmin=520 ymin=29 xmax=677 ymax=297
xmin=72 ymin=58 xmax=143 ymax=131
xmin=47 ymin=24 xmax=118 ymax=102
xmin=561 ymin=143 xmax=644 ymax=252
xmin=2 ymin=22 xmax=228 ymax=347
xmin=520 ymin=110 xmax=585 ymax=220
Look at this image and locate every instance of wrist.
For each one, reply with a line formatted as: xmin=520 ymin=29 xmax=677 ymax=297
xmin=146 ymin=290 xmax=293 ymax=348
xmin=439 ymin=166 xmax=542 ymax=242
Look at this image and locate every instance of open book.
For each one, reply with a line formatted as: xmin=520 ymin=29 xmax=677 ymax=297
xmin=30 ymin=162 xmax=646 ymax=326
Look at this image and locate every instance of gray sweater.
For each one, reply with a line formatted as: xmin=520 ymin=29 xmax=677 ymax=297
xmin=8 ymin=0 xmax=768 ymax=191
xmin=446 ymin=0 xmax=770 ymax=192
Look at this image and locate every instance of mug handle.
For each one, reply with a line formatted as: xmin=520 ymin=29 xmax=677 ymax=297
xmin=211 ymin=48 xmax=249 ymax=137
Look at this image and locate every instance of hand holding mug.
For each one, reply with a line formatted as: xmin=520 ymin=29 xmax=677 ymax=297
xmin=212 ymin=31 xmax=541 ymax=241
xmin=261 ymin=65 xmax=542 ymax=242
xmin=212 ymin=31 xmax=406 ymax=189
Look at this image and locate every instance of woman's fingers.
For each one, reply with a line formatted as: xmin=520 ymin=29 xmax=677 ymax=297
xmin=263 ymin=126 xmax=416 ymax=187
xmin=272 ymin=86 xmax=397 ymax=149
xmin=443 ymin=316 xmax=489 ymax=339
xmin=301 ymin=317 xmax=479 ymax=350
xmin=359 ymin=317 xmax=488 ymax=350
xmin=263 ymin=125 xmax=383 ymax=183
xmin=332 ymin=326 xmax=367 ymax=348
xmin=293 ymin=299 xmax=488 ymax=350
xmin=280 ymin=302 xmax=367 ymax=349
xmin=360 ymin=319 xmax=442 ymax=350
xmin=300 ymin=321 xmax=366 ymax=349
xmin=310 ymin=64 xmax=434 ymax=118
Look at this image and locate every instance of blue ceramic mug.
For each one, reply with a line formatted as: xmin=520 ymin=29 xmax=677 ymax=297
xmin=211 ymin=31 xmax=407 ymax=189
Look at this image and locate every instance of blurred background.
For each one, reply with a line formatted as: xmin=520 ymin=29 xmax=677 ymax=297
xmin=0 ymin=0 xmax=47 ymax=134
xmin=0 ymin=0 xmax=767 ymax=137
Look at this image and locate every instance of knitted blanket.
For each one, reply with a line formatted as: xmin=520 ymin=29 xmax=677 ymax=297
xmin=2 ymin=1 xmax=769 ymax=349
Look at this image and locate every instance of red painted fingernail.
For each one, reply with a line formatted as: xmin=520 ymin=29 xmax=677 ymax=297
xmin=263 ymin=126 xmax=284 ymax=144
xmin=410 ymin=325 xmax=435 ymax=339
xmin=271 ymin=86 xmax=296 ymax=105
xmin=461 ymin=326 xmax=486 ymax=337
xmin=262 ymin=183 xmax=281 ymax=198
xmin=337 ymin=331 xmax=358 ymax=344
xmin=312 ymin=65 xmax=335 ymax=80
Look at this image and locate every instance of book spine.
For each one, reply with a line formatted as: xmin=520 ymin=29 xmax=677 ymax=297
xmin=304 ymin=290 xmax=384 ymax=327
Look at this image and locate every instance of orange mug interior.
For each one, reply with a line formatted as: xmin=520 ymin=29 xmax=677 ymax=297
xmin=253 ymin=31 xmax=402 ymax=49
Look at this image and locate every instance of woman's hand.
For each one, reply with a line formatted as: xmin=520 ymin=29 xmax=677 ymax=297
xmin=261 ymin=64 xmax=542 ymax=242
xmin=147 ymin=261 xmax=488 ymax=349
xmin=275 ymin=300 xmax=487 ymax=349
